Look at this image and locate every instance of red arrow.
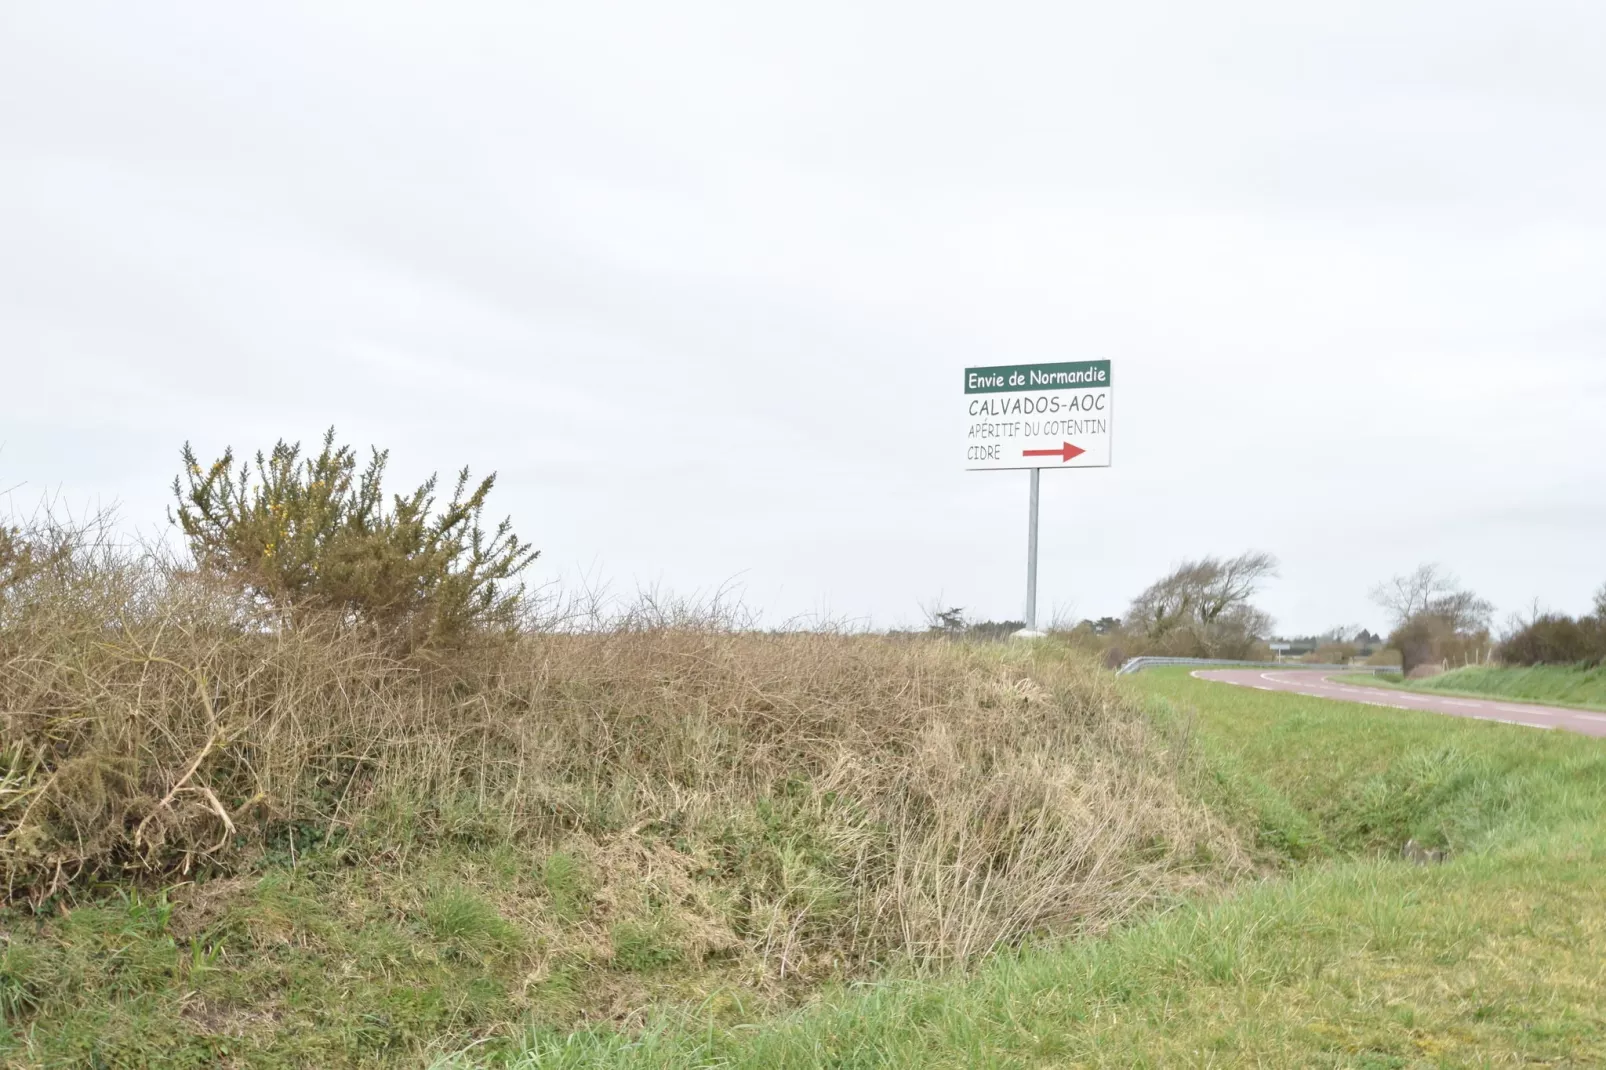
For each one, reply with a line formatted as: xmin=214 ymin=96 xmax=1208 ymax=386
xmin=1022 ymin=442 xmax=1087 ymax=463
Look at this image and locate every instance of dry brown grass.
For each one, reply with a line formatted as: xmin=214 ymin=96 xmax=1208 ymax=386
xmin=0 ymin=525 xmax=1245 ymax=975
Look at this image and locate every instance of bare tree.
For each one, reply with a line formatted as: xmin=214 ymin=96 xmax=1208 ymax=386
xmin=1437 ymin=589 xmax=1496 ymax=634
xmin=1370 ymin=563 xmax=1449 ymax=624
xmin=1126 ymin=561 xmax=1204 ymax=641
xmin=1370 ymin=564 xmax=1493 ymax=632
xmin=1371 ymin=564 xmax=1495 ymax=674
xmin=1196 ymin=550 xmax=1278 ymax=626
xmin=1126 ymin=551 xmax=1278 ymax=657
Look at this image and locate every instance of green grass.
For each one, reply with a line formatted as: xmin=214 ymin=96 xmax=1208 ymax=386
xmin=481 ymin=841 xmax=1606 ymax=1068
xmin=9 ymin=666 xmax=1606 ymax=1067
xmin=1341 ymin=663 xmax=1606 ymax=713
xmin=1141 ymin=669 xmax=1606 ymax=858
xmin=0 ymin=842 xmax=733 ymax=1068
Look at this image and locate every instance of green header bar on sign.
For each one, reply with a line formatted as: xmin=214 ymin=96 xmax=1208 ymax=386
xmin=963 ymin=360 xmax=1112 ymax=394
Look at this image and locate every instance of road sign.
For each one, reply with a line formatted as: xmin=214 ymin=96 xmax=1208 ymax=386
xmin=963 ymin=360 xmax=1112 ymax=470
xmin=962 ymin=359 xmax=1113 ymax=634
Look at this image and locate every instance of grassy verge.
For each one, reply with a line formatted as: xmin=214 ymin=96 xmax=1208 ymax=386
xmin=8 ymin=650 xmax=1606 ymax=1067
xmin=1335 ymin=663 xmax=1606 ymax=713
xmin=426 ymin=664 xmax=1606 ymax=1068
xmin=476 ymin=832 xmax=1605 ymax=1068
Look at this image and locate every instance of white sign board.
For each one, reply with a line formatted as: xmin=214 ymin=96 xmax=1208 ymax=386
xmin=963 ymin=360 xmax=1113 ymax=470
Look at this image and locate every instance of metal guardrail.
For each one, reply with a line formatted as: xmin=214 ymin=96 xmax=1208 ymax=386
xmin=1114 ymin=656 xmax=1383 ymax=676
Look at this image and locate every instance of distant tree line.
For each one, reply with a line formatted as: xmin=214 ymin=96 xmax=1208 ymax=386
xmin=1367 ymin=565 xmax=1606 ymax=674
xmin=1497 ymin=587 xmax=1606 ymax=667
xmin=921 ymin=552 xmax=1283 ymax=662
xmin=925 ymin=554 xmax=1603 ymax=676
xmin=919 ymin=606 xmax=1026 ymax=641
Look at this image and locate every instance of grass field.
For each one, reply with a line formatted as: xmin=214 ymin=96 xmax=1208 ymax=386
xmin=6 ymin=655 xmax=1605 ymax=1067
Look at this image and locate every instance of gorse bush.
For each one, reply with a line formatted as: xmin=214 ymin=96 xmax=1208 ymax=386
xmin=0 ymin=526 xmax=31 ymax=591
xmin=171 ymin=428 xmax=537 ymax=651
xmin=0 ymin=521 xmax=73 ymax=599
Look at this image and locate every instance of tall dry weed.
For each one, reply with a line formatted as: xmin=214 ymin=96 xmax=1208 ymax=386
xmin=0 ymin=527 xmax=1243 ymax=971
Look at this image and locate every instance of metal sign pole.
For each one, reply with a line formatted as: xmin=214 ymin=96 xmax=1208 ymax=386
xmin=1025 ymin=467 xmax=1040 ymax=630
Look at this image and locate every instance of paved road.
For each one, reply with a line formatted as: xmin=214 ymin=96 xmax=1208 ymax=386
xmin=1194 ymin=668 xmax=1606 ymax=737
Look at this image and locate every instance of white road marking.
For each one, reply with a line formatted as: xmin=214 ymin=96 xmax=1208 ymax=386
xmin=1441 ymin=700 xmax=1481 ymax=708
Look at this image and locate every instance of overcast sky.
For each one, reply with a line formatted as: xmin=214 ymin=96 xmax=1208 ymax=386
xmin=3 ymin=2 xmax=1603 ymax=634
